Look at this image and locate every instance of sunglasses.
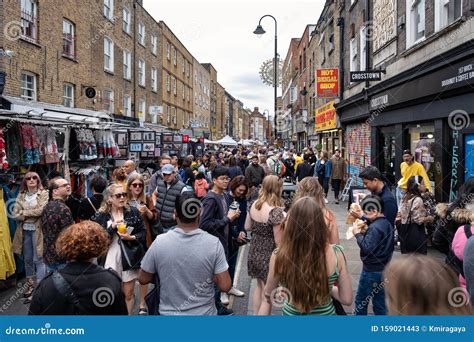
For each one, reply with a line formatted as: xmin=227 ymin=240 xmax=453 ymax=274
xmin=25 ymin=176 xmax=38 ymax=181
xmin=54 ymin=183 xmax=70 ymax=189
xmin=131 ymin=183 xmax=144 ymax=189
xmin=114 ymin=193 xmax=127 ymax=199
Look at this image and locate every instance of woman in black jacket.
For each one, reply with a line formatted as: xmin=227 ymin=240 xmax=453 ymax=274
xmin=93 ymin=184 xmax=146 ymax=315
xmin=29 ymin=221 xmax=128 ymax=315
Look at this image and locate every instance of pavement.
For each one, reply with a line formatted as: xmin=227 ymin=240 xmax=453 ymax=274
xmin=0 ymin=198 xmax=444 ymax=315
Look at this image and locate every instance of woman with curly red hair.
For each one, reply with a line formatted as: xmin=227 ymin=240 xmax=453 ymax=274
xmin=29 ymin=221 xmax=128 ymax=315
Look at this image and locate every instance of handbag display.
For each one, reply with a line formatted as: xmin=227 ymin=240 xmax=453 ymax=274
xmin=116 ymin=231 xmax=146 ymax=271
xmin=398 ymin=197 xmax=427 ymax=255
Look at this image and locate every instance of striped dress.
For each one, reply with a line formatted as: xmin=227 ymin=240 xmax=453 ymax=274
xmin=282 ymin=244 xmax=344 ymax=316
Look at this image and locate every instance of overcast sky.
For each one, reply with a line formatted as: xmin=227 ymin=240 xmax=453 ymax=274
xmin=143 ymin=0 xmax=324 ymax=117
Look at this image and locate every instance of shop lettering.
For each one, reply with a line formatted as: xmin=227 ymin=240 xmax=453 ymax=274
xmin=370 ymin=95 xmax=389 ymax=108
xmin=373 ymin=0 xmax=397 ymax=51
xmin=449 ymin=129 xmax=459 ymax=202
xmin=441 ymin=62 xmax=474 ymax=88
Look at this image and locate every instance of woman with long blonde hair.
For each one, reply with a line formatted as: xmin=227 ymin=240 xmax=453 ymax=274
xmin=245 ymin=175 xmax=285 ymax=314
xmin=292 ymin=177 xmax=340 ymax=244
xmin=384 ymin=254 xmax=472 ymax=315
xmin=260 ymin=197 xmax=353 ymax=315
xmin=93 ymin=184 xmax=146 ymax=315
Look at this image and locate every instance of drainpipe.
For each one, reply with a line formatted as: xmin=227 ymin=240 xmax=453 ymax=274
xmin=336 ymin=16 xmax=344 ymax=101
xmin=133 ymin=1 xmax=137 ymax=120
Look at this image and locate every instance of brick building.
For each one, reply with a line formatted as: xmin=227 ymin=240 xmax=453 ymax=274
xmin=192 ymin=59 xmax=211 ymax=137
xmin=202 ymin=63 xmax=218 ymax=139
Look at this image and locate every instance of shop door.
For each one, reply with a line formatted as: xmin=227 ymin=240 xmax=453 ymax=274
xmin=465 ymin=134 xmax=474 ymax=180
xmin=379 ymin=128 xmax=396 ymax=188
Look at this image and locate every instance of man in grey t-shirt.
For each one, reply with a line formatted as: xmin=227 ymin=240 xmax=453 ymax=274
xmin=139 ymin=193 xmax=231 ymax=315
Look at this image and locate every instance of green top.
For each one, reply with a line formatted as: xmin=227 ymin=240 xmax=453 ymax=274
xmin=282 ymin=244 xmax=344 ymax=316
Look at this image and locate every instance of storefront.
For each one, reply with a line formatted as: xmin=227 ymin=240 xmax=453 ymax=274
xmin=315 ymin=101 xmax=343 ymax=155
xmin=366 ymin=43 xmax=473 ymax=201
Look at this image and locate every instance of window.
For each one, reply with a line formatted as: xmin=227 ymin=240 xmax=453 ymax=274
xmin=103 ymin=89 xmax=114 ymax=113
xmin=166 ymin=43 xmax=171 ymax=60
xmin=138 ymin=99 xmax=146 ymax=122
xmin=104 ymin=37 xmax=114 ymax=72
xmin=360 ymin=26 xmax=367 ymax=71
xmin=435 ymin=0 xmax=462 ymax=31
xmin=21 ymin=72 xmax=36 ymax=101
xmin=182 ymin=58 xmax=186 ymax=74
xmin=350 ymin=37 xmax=358 ymax=73
xmin=319 ymin=33 xmax=326 ymax=65
xmin=187 ymin=62 xmax=190 ymax=77
xmin=63 ymin=83 xmax=74 ymax=107
xmin=123 ymin=50 xmax=131 ymax=80
xmin=103 ymin=0 xmax=113 ymax=20
xmin=173 ymin=77 xmax=177 ymax=95
xmin=173 ymin=48 xmax=177 ymax=66
xmin=187 ymin=87 xmax=190 ymax=102
xmin=151 ymin=34 xmax=157 ymax=55
xmin=151 ymin=67 xmax=157 ymax=92
xmin=123 ymin=7 xmax=130 ymax=34
xmin=138 ymin=22 xmax=145 ymax=46
xmin=138 ymin=59 xmax=145 ymax=86
xmin=166 ymin=74 xmax=170 ymax=92
xmin=123 ymin=95 xmax=131 ymax=117
xmin=173 ymin=107 xmax=177 ymax=124
xmin=62 ymin=20 xmax=75 ymax=59
xmin=21 ymin=0 xmax=37 ymax=41
xmin=406 ymin=0 xmax=425 ymax=47
xmin=166 ymin=105 xmax=170 ymax=124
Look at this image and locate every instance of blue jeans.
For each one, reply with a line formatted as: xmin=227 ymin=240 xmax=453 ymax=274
xmin=22 ymin=230 xmax=46 ymax=282
xmin=396 ymin=186 xmax=406 ymax=207
xmin=354 ymin=270 xmax=387 ymax=315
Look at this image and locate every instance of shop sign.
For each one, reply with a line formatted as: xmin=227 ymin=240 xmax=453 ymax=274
xmin=370 ymin=94 xmax=389 ymax=109
xmin=350 ymin=71 xmax=382 ymax=82
xmin=441 ymin=62 xmax=474 ymax=88
xmin=182 ymin=134 xmax=189 ymax=143
xmin=316 ymin=68 xmax=339 ymax=98
xmin=315 ymin=101 xmax=337 ymax=132
xmin=149 ymin=105 xmax=163 ymax=116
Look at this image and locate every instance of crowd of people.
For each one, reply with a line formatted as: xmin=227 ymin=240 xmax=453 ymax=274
xmin=6 ymin=145 xmax=474 ymax=316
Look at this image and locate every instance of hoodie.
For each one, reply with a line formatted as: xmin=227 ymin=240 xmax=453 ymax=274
xmin=194 ymin=179 xmax=209 ymax=198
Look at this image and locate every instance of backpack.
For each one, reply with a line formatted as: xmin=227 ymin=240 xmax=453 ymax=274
xmin=451 ymin=224 xmax=472 ymax=277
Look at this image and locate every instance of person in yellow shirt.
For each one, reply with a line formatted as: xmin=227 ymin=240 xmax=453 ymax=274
xmin=397 ymin=149 xmax=432 ymax=206
xmin=294 ymin=152 xmax=303 ymax=172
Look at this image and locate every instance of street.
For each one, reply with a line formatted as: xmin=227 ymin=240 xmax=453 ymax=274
xmin=0 ymin=199 xmax=444 ymax=316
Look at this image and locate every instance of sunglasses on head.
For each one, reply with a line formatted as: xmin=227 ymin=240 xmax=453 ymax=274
xmin=25 ymin=176 xmax=37 ymax=181
xmin=131 ymin=183 xmax=143 ymax=188
xmin=114 ymin=193 xmax=127 ymax=199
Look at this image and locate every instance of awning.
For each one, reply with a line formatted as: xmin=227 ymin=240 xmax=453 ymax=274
xmin=0 ymin=95 xmax=114 ymax=127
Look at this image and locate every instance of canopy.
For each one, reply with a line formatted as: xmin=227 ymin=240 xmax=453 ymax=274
xmin=215 ymin=135 xmax=238 ymax=146
xmin=238 ymin=139 xmax=253 ymax=146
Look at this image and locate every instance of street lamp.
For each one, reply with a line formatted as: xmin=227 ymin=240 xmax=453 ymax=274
xmin=254 ymin=15 xmax=278 ymax=145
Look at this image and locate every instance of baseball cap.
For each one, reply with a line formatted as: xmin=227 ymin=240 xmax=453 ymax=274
xmin=161 ymin=164 xmax=175 ymax=174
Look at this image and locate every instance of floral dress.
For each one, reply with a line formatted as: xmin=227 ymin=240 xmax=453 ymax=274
xmin=247 ymin=207 xmax=285 ymax=281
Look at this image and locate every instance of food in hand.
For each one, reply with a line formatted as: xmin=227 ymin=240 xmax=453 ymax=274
xmin=346 ymin=203 xmax=362 ymax=224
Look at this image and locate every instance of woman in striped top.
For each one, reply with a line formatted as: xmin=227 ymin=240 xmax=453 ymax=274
xmin=259 ymin=197 xmax=353 ymax=315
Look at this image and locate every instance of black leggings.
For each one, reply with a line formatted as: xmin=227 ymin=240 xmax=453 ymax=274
xmin=332 ymin=179 xmax=342 ymax=200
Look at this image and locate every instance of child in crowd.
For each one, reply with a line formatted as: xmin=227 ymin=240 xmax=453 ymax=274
xmin=353 ymin=195 xmax=394 ymax=315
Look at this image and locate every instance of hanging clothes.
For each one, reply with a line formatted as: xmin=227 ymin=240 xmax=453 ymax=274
xmin=5 ymin=123 xmax=22 ymax=166
xmin=94 ymin=130 xmax=118 ymax=158
xmin=74 ymin=128 xmax=98 ymax=160
xmin=0 ymin=124 xmax=8 ymax=169
xmin=3 ymin=184 xmax=24 ymax=274
xmin=20 ymin=124 xmax=40 ymax=165
xmin=36 ymin=126 xmax=59 ymax=164
xmin=0 ymin=188 xmax=16 ymax=280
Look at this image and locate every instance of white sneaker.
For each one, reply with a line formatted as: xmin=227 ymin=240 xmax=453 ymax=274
xmin=220 ymin=292 xmax=230 ymax=305
xmin=324 ymin=198 xmax=329 ymax=204
xmin=228 ymin=287 xmax=245 ymax=297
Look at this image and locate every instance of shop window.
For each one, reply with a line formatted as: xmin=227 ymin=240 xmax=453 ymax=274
xmin=408 ymin=124 xmax=437 ymax=191
xmin=435 ymin=0 xmax=462 ymax=31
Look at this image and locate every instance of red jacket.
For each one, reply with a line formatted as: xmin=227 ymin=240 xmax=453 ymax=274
xmin=194 ymin=179 xmax=209 ymax=198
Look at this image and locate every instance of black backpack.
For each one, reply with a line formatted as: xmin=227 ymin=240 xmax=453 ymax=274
xmin=317 ymin=162 xmax=326 ymax=178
